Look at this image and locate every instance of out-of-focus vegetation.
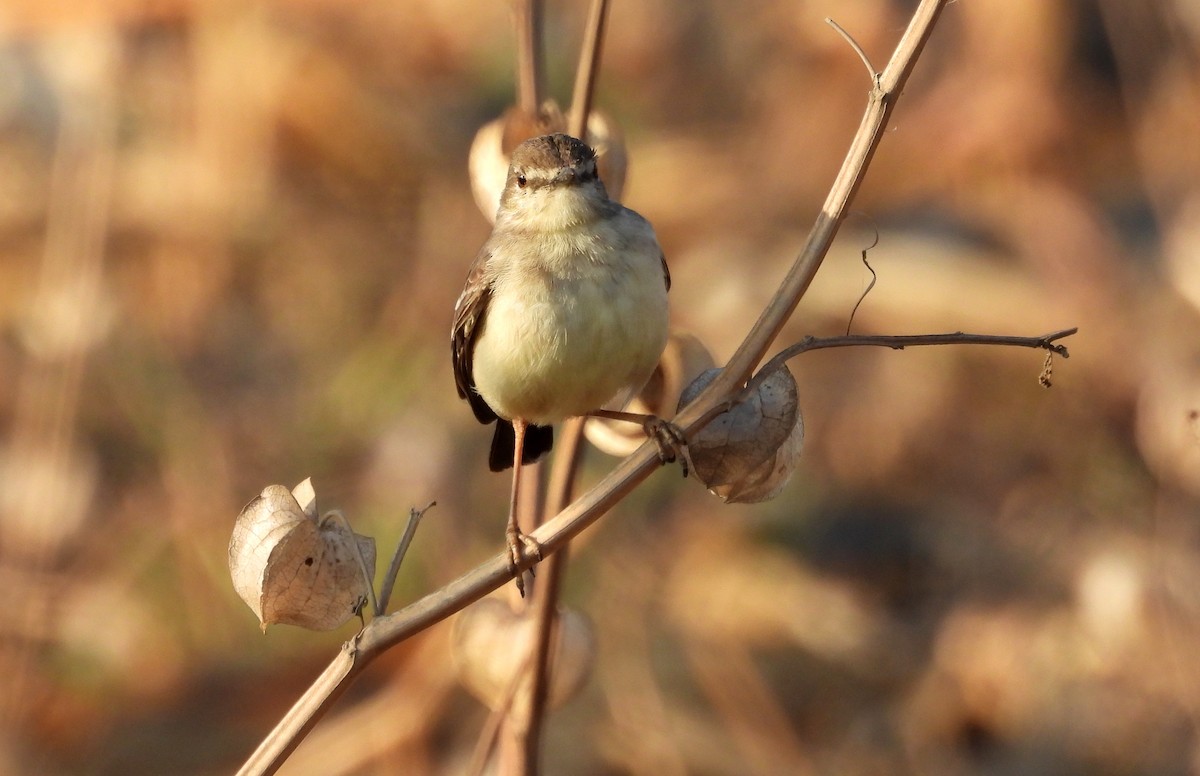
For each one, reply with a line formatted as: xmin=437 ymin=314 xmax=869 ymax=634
xmin=2 ymin=0 xmax=1200 ymax=773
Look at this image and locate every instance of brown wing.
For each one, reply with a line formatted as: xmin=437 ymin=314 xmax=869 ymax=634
xmin=451 ymin=248 xmax=498 ymax=425
xmin=452 ymin=248 xmax=555 ymax=470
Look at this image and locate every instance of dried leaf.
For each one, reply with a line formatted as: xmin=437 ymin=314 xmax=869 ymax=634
xmin=679 ymin=365 xmax=805 ymax=503
xmin=228 ymin=479 xmax=376 ymax=632
xmin=451 ymin=597 xmax=595 ymax=713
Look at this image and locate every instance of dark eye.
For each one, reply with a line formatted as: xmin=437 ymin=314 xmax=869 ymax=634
xmin=516 ymin=173 xmax=527 ymax=188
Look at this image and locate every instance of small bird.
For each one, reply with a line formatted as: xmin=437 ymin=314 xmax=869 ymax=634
xmin=452 ymin=133 xmax=671 ymax=592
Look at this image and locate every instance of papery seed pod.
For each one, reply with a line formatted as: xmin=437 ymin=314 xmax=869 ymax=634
xmin=583 ymin=112 xmax=627 ymax=203
xmin=228 ymin=479 xmax=376 ymax=632
xmin=586 ymin=331 xmax=716 ymax=457
xmin=451 ymin=597 xmax=595 ymax=714
xmin=677 ymin=365 xmax=804 ymax=503
xmin=468 ymin=104 xmax=628 ymax=222
xmin=1135 ymin=361 xmax=1200 ymax=495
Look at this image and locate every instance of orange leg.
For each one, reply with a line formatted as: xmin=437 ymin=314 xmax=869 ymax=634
xmin=506 ymin=418 xmax=542 ymax=596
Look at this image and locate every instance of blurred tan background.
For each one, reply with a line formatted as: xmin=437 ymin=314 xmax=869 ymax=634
xmin=3 ymin=0 xmax=1200 ymax=773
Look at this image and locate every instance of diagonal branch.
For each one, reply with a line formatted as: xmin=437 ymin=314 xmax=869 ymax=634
xmin=689 ymin=0 xmax=948 ymax=408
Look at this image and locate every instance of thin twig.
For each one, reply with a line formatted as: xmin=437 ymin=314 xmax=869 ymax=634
xmin=514 ymin=0 xmax=610 ymax=749
xmin=466 ymin=645 xmax=539 ymax=776
xmin=569 ymin=0 xmax=610 ymax=138
xmin=679 ymin=327 xmax=1079 ymax=465
xmin=514 ymin=0 xmax=544 ymax=115
xmin=682 ymin=0 xmax=949 ymax=417
xmin=376 ymin=501 xmax=435 ymax=616
xmin=826 ymin=18 xmax=878 ymax=82
xmin=845 ymin=226 xmax=879 ymax=335
xmin=236 ymin=641 xmax=361 ymax=776
xmin=236 ymin=4 xmax=955 ymax=773
xmin=518 ymin=416 xmax=586 ymax=770
xmin=519 ymin=0 xmax=609 ymax=759
xmin=489 ymin=2 xmax=604 ymax=768
xmin=766 ymin=327 xmax=1075 ymax=375
xmin=543 ymin=419 xmax=588 ymax=519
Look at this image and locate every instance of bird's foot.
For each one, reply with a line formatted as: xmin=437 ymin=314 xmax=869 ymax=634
xmin=642 ymin=416 xmax=690 ymax=477
xmin=506 ymin=523 xmax=543 ymax=597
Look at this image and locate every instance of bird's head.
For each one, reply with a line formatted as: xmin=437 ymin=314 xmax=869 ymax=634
xmin=497 ymin=134 xmax=610 ymax=229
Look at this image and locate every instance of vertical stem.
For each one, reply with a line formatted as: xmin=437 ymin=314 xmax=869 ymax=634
xmin=518 ymin=418 xmax=586 ymax=770
xmin=510 ymin=0 xmax=611 ymax=766
xmin=514 ymin=0 xmax=544 ymax=115
xmin=569 ymin=0 xmax=610 ymax=138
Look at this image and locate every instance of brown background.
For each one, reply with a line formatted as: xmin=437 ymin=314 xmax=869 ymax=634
xmin=2 ymin=0 xmax=1199 ymax=773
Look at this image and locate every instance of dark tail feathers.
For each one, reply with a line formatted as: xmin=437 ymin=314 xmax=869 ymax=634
xmin=488 ymin=421 xmax=554 ymax=472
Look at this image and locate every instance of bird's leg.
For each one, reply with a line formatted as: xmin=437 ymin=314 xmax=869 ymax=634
xmin=507 ymin=418 xmax=543 ymax=597
xmin=586 ymin=409 xmax=690 ymax=477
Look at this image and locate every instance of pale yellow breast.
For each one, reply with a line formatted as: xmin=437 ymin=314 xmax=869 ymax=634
xmin=472 ymin=213 xmax=668 ymax=425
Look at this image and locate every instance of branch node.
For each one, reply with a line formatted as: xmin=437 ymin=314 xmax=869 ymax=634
xmin=345 ymin=631 xmax=363 ymax=660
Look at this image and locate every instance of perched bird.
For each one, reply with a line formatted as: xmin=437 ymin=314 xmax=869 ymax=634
xmin=452 ymin=133 xmax=671 ymax=592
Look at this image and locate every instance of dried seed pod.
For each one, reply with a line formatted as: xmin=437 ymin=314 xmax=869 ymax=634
xmin=1136 ymin=360 xmax=1200 ymax=494
xmin=678 ymin=365 xmax=804 ymax=503
xmin=468 ymin=104 xmax=628 ymax=222
xmin=586 ymin=331 xmax=716 ymax=457
xmin=451 ymin=597 xmax=595 ymax=715
xmin=228 ymin=479 xmax=376 ymax=632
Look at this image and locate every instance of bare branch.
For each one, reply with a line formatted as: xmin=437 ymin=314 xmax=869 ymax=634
xmin=686 ymin=0 xmax=949 ymax=412
xmin=514 ymin=0 xmax=544 ymax=115
xmin=770 ymin=327 xmax=1076 ymax=365
xmin=521 ymin=0 xmax=608 ymax=760
xmin=519 ymin=416 xmax=586 ymax=767
xmin=826 ymin=17 xmax=878 ymax=82
xmin=236 ymin=642 xmax=361 ymax=776
xmin=376 ymin=502 xmax=434 ymax=616
xmin=569 ymin=0 xmax=610 ymax=138
xmin=742 ymin=328 xmax=1078 ymax=408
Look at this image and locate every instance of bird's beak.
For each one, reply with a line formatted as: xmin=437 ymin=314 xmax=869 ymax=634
xmin=554 ymin=168 xmax=578 ymax=185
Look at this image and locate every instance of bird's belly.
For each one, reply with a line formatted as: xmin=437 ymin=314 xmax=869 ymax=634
xmin=473 ymin=267 xmax=668 ymax=425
